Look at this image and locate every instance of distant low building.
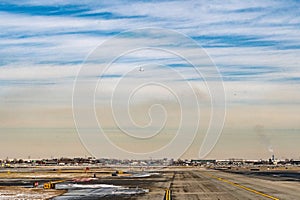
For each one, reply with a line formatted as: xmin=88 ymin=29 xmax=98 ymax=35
xmin=191 ymin=160 xmax=216 ymax=165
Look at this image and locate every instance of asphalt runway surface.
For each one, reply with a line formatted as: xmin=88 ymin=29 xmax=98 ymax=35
xmin=140 ymin=168 xmax=300 ymax=200
xmin=172 ymin=169 xmax=299 ymax=200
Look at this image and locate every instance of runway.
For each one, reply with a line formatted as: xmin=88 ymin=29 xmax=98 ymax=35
xmin=0 ymin=167 xmax=299 ymax=199
xmin=167 ymin=169 xmax=299 ymax=200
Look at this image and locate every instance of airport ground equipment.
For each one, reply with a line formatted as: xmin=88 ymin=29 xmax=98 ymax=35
xmin=43 ymin=180 xmax=66 ymax=189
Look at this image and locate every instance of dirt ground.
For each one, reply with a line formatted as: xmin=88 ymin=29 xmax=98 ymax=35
xmin=0 ymin=186 xmax=66 ymax=200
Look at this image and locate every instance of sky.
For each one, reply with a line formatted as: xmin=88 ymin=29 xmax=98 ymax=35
xmin=0 ymin=0 xmax=299 ymax=160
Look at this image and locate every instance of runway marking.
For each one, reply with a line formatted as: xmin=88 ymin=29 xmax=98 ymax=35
xmin=164 ymin=189 xmax=172 ymax=200
xmin=207 ymin=173 xmax=279 ymax=200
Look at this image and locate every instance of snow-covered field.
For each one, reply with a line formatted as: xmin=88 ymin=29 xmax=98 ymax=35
xmin=53 ymin=183 xmax=149 ymax=199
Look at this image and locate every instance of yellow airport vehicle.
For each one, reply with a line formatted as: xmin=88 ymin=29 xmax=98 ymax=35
xmin=43 ymin=180 xmax=66 ymax=189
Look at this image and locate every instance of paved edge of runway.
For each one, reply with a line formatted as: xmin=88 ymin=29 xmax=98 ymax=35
xmin=205 ymin=173 xmax=280 ymax=200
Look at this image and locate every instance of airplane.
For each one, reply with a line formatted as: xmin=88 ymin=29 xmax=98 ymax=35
xmin=139 ymin=66 xmax=144 ymax=72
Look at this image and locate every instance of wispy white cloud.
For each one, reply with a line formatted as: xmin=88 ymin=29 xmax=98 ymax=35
xmin=0 ymin=1 xmax=299 ymax=68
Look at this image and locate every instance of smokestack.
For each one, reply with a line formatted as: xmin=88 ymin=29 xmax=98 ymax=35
xmin=272 ymin=154 xmax=275 ymax=161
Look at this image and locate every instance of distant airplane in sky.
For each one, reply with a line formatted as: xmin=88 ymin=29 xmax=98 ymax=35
xmin=139 ymin=66 xmax=144 ymax=72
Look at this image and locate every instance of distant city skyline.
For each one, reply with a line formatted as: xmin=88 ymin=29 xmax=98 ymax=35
xmin=0 ymin=1 xmax=299 ymax=159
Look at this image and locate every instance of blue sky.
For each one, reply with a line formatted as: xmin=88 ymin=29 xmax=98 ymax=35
xmin=0 ymin=0 xmax=299 ymax=159
xmin=0 ymin=0 xmax=299 ymax=83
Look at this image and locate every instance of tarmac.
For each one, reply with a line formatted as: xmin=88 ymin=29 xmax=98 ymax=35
xmin=140 ymin=168 xmax=300 ymax=200
xmin=0 ymin=166 xmax=299 ymax=199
